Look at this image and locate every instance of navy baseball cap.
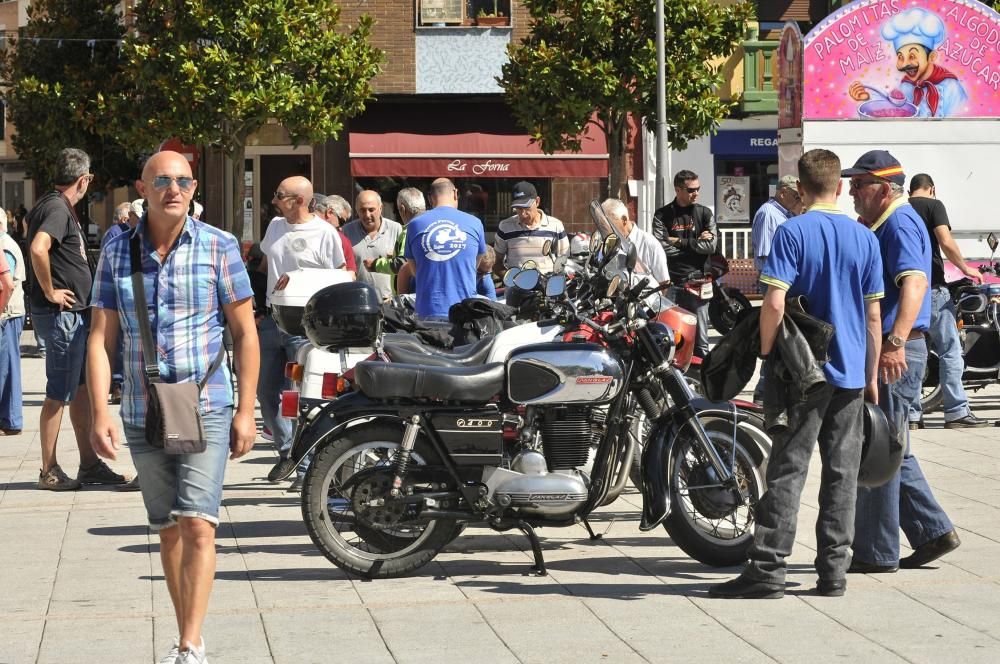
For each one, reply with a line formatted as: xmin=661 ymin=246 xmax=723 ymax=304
xmin=841 ymin=150 xmax=905 ymax=186
xmin=511 ymin=181 xmax=538 ymax=208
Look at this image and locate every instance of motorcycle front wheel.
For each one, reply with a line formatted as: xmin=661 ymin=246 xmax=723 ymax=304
xmin=662 ymin=425 xmax=764 ymax=567
xmin=301 ymin=422 xmax=462 ymax=578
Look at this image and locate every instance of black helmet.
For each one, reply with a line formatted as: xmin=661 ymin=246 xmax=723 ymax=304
xmin=858 ymin=402 xmax=903 ymax=488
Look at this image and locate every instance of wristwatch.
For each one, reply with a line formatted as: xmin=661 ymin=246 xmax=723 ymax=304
xmin=886 ymin=333 xmax=906 ymax=348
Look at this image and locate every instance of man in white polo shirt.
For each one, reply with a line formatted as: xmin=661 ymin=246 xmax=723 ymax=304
xmin=494 ymin=181 xmax=568 ymax=274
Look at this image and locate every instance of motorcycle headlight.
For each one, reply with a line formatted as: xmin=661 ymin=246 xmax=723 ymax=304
xmin=646 ymin=322 xmax=676 ymax=363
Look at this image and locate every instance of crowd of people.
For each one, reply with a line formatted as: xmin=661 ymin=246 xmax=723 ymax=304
xmin=0 ymin=144 xmax=986 ymax=660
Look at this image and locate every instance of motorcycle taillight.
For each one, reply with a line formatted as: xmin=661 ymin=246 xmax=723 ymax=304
xmin=280 ymin=390 xmax=299 ymax=419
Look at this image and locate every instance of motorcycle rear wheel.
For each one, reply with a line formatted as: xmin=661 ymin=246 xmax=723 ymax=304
xmin=301 ymin=422 xmax=462 ymax=578
xmin=662 ymin=426 xmax=764 ymax=567
xmin=920 ymin=351 xmax=943 ymax=414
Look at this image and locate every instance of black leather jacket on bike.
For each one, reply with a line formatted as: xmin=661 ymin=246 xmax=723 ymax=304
xmin=651 ymin=200 xmax=718 ymax=284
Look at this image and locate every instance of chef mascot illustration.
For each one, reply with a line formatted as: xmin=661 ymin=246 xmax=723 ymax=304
xmin=849 ymin=7 xmax=968 ymax=117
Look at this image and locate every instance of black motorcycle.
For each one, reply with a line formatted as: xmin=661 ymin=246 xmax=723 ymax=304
xmin=279 ymin=204 xmax=770 ymax=578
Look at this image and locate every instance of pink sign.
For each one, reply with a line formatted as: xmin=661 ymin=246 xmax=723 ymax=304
xmin=803 ymin=0 xmax=1000 ymax=119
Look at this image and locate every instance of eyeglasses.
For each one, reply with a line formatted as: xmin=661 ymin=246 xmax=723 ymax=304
xmin=82 ymin=174 xmax=95 ymax=184
xmin=683 ymin=186 xmax=701 ymax=194
xmin=274 ymin=191 xmax=299 ymax=201
xmin=849 ymin=178 xmax=884 ymax=191
xmin=152 ymin=175 xmax=195 ymax=191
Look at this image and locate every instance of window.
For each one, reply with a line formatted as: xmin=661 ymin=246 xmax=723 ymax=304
xmin=417 ymin=0 xmax=512 ymax=26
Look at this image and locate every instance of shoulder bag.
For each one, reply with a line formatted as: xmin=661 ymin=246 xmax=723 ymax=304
xmin=130 ymin=232 xmax=226 ymax=454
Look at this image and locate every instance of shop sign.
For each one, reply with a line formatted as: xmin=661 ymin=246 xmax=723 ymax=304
xmin=803 ymin=0 xmax=1000 ymax=120
xmin=446 ymin=159 xmax=513 ymax=176
xmin=710 ymin=131 xmax=779 ymax=157
xmin=716 ymin=176 xmax=751 ymax=224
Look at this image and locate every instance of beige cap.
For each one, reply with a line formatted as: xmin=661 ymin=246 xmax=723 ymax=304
xmin=130 ymin=199 xmax=145 ymax=217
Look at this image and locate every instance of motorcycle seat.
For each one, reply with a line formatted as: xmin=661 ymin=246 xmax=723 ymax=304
xmin=353 ymin=361 xmax=505 ymax=403
xmin=382 ymin=335 xmax=496 ymax=367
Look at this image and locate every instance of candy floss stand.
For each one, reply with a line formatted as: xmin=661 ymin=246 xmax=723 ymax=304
xmin=777 ymin=0 xmax=1000 ymax=256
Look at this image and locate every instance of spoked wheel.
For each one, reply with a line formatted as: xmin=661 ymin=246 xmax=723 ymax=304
xmin=708 ymin=288 xmax=752 ymax=335
xmin=662 ymin=426 xmax=764 ymax=567
xmin=301 ymin=422 xmax=462 ymax=578
xmin=921 ymin=351 xmax=943 ymax=414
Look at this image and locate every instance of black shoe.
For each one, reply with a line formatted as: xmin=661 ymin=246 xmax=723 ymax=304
xmin=286 ymin=476 xmax=304 ymax=494
xmin=268 ymin=456 xmax=297 ymax=482
xmin=900 ymin=530 xmax=961 ymax=568
xmin=944 ymin=414 xmax=990 ymax=429
xmin=908 ymin=419 xmax=924 ymax=431
xmin=816 ymin=578 xmax=846 ymax=597
xmin=847 ymin=559 xmax=898 ymax=574
xmin=708 ymin=574 xmax=784 ymax=599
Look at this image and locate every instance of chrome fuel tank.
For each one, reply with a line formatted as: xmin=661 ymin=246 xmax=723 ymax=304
xmin=506 ymin=342 xmax=624 ymax=405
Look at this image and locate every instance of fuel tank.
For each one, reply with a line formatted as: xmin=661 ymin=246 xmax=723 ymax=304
xmin=506 ymin=342 xmax=624 ymax=405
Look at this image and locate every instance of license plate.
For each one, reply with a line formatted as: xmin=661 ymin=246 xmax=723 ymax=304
xmin=700 ymin=283 xmax=714 ymax=299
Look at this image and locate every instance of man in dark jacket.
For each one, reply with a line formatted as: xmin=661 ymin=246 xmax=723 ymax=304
xmin=710 ymin=149 xmax=884 ymax=599
xmin=652 ymin=170 xmax=717 ymax=357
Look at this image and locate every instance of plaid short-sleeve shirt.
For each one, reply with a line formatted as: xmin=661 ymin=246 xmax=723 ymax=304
xmin=91 ymin=217 xmax=253 ymax=427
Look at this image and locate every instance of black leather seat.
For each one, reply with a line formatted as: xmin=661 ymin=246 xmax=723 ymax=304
xmin=354 ymin=361 xmax=504 ymax=403
xmin=382 ymin=335 xmax=496 ymax=368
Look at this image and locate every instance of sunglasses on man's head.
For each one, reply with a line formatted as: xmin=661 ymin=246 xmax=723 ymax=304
xmin=152 ymin=175 xmax=195 ymax=191
xmin=274 ymin=191 xmax=299 ymax=201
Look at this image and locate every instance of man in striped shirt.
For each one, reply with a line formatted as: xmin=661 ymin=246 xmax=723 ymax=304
xmin=494 ymin=181 xmax=569 ymax=274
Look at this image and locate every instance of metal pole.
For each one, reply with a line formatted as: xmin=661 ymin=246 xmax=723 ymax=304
xmin=654 ymin=0 xmax=668 ymax=209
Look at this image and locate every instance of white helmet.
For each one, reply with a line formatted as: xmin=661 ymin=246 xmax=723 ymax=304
xmin=570 ymin=232 xmax=590 ymax=256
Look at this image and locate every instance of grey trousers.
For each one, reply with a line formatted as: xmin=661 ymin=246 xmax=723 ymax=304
xmin=746 ymin=384 xmax=865 ymax=583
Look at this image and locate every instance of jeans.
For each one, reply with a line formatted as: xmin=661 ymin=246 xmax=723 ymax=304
xmin=854 ymin=337 xmax=953 ymax=565
xmin=256 ymin=317 xmax=308 ymax=475
xmin=31 ymin=309 xmax=88 ymax=402
xmin=124 ymin=407 xmax=233 ymax=530
xmin=0 ymin=316 xmax=24 ymax=429
xmin=911 ymin=286 xmax=969 ymax=423
xmin=668 ymin=286 xmax=710 ymax=357
xmin=746 ymin=384 xmax=864 ymax=583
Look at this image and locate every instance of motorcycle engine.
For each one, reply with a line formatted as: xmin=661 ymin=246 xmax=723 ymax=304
xmin=484 ymin=407 xmax=604 ymax=517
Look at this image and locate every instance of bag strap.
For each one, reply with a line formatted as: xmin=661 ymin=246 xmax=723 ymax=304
xmin=129 ymin=232 xmax=226 ymax=390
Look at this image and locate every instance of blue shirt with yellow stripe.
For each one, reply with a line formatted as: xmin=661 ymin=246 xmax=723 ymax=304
xmin=760 ymin=203 xmax=884 ymax=389
xmin=868 ymin=197 xmax=931 ymax=335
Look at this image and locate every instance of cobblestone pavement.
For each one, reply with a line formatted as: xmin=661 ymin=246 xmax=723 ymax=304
xmin=4 ymin=340 xmax=1000 ymax=663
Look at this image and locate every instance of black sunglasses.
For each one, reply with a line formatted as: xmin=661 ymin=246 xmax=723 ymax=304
xmin=274 ymin=191 xmax=300 ymax=201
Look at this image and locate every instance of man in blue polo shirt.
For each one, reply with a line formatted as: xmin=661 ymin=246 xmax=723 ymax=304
xmin=404 ymin=178 xmax=486 ymax=320
xmin=710 ymin=149 xmax=884 ymax=599
xmin=844 ymin=150 xmax=961 ymax=573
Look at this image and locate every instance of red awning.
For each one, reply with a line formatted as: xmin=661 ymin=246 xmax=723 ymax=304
xmin=349 ymin=103 xmax=608 ymax=178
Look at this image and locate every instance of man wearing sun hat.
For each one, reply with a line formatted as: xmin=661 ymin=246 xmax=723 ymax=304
xmin=849 ymin=7 xmax=967 ymax=117
xmin=493 ymin=181 xmax=568 ymax=275
xmin=843 ymin=149 xmax=960 ymax=574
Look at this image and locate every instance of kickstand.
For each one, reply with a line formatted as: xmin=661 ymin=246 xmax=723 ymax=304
xmin=582 ymin=518 xmax=603 ymax=540
xmin=516 ymin=520 xmax=547 ymax=576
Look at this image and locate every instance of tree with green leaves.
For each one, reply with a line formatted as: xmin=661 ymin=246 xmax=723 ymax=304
xmin=500 ymin=0 xmax=754 ymax=199
xmin=0 ymin=0 xmax=136 ymax=191
xmin=113 ymin=0 xmax=383 ymax=240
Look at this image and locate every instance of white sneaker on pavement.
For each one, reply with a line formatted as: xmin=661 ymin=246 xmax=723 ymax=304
xmin=157 ymin=637 xmax=179 ymax=664
xmin=176 ymin=639 xmax=208 ymax=664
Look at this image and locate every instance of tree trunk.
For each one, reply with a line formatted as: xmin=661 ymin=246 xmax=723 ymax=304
xmin=605 ymin=117 xmax=628 ymax=201
xmin=228 ymin=141 xmax=247 ymax=245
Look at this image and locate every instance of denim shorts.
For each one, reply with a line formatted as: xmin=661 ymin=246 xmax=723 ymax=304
xmin=123 ymin=407 xmax=233 ymax=530
xmin=31 ymin=309 xmax=88 ymax=402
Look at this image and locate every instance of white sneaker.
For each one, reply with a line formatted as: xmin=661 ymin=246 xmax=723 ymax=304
xmin=157 ymin=638 xmax=179 ymax=664
xmin=176 ymin=639 xmax=208 ymax=664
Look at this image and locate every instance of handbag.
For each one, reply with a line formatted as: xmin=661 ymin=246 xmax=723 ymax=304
xmin=130 ymin=233 xmax=226 ymax=454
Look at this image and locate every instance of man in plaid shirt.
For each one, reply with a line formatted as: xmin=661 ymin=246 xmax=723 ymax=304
xmin=87 ymin=150 xmax=259 ymax=664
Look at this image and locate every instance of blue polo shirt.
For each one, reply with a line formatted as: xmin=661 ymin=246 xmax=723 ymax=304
xmin=760 ymin=204 xmax=884 ymax=389
xmin=404 ymin=206 xmax=486 ymax=318
xmin=868 ymin=198 xmax=931 ymax=335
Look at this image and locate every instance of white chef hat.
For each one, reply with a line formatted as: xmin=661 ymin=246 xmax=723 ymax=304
xmin=881 ymin=8 xmax=946 ymax=54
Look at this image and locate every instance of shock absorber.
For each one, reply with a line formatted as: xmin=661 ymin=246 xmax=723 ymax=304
xmin=636 ymin=387 xmax=661 ymax=419
xmin=391 ymin=414 xmax=421 ymax=498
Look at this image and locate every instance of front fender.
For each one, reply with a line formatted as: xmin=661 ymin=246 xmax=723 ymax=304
xmin=638 ymin=399 xmax=772 ymax=532
xmin=280 ymin=392 xmax=403 ymax=481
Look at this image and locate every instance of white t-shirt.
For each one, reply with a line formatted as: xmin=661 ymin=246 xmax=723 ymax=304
xmin=260 ymin=216 xmax=346 ymax=303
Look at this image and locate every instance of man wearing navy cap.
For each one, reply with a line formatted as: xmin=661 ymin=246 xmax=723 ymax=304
xmin=494 ymin=181 xmax=568 ymax=274
xmin=844 ymin=150 xmax=960 ymax=573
